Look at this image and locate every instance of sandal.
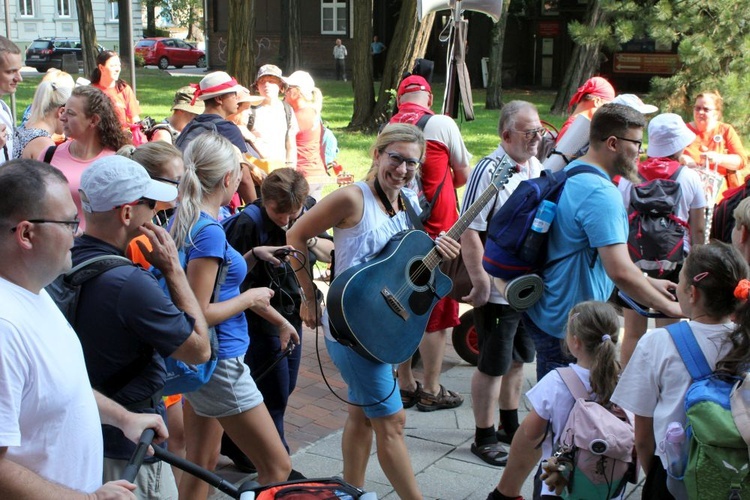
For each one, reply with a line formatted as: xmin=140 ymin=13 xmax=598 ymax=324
xmin=496 ymin=426 xmax=515 ymax=445
xmin=400 ymin=381 xmax=422 ymax=409
xmin=416 ymin=384 xmax=464 ymax=412
xmin=471 ymin=442 xmax=509 ymax=467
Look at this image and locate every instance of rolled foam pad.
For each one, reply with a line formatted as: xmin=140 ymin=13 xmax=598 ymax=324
xmin=494 ymin=274 xmax=544 ymax=311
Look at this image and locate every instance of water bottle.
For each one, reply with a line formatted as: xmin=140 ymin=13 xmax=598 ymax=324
xmin=519 ymin=200 xmax=557 ymax=263
xmin=664 ymin=421 xmax=688 ymax=478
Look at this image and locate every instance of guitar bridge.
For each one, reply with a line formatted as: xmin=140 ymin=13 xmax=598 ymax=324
xmin=381 ymin=288 xmax=410 ymax=321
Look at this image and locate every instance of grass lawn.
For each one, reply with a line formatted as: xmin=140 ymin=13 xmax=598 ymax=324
xmin=13 ymin=68 xmax=564 ymax=197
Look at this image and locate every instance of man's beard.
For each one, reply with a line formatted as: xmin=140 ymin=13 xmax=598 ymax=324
xmin=613 ymin=150 xmax=639 ymax=183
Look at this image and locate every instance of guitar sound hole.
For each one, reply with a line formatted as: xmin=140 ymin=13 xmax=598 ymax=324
xmin=408 ymin=260 xmax=431 ymax=288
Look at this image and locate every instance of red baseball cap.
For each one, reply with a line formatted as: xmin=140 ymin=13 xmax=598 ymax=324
xmin=397 ymin=75 xmax=431 ymax=97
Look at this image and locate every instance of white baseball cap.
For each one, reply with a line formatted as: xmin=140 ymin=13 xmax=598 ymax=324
xmin=646 ymin=113 xmax=697 ymax=158
xmin=611 ymin=94 xmax=659 ymax=115
xmin=79 ymin=156 xmax=178 ymax=213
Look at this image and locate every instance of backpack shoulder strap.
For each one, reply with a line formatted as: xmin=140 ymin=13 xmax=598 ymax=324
xmin=556 ymin=366 xmax=590 ymax=400
xmin=242 ymin=204 xmax=269 ymax=245
xmin=730 ymin=374 xmax=750 ymax=447
xmin=43 ymin=145 xmax=58 ymax=164
xmin=666 ymin=322 xmax=713 ymax=380
xmin=66 ymin=255 xmax=133 ymax=286
xmin=669 ymin=165 xmax=684 ymax=181
xmin=566 ymin=164 xmax=609 ymax=181
xmin=415 ymin=113 xmax=432 ymax=130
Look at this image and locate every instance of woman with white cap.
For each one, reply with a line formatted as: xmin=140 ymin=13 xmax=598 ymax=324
xmin=617 ymin=113 xmax=707 ymax=367
xmin=285 ymin=71 xmax=328 ymax=200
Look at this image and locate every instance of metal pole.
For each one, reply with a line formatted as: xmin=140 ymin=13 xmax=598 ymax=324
xmin=203 ymin=0 xmax=209 ymax=69
xmin=4 ymin=0 xmax=15 ymax=122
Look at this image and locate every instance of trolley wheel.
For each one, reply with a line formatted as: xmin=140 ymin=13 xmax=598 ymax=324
xmin=452 ymin=309 xmax=479 ymax=366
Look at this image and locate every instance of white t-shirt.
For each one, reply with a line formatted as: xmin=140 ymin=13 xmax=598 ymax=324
xmin=618 ymin=166 xmax=707 ymax=252
xmin=0 ymin=99 xmax=14 ymax=164
xmin=461 ymin=144 xmax=543 ymax=304
xmin=527 ymin=363 xmax=592 ymax=497
xmin=0 ymin=277 xmax=103 ymax=493
xmin=611 ymin=321 xmax=734 ymax=470
xmin=250 ymin=100 xmax=299 ymax=165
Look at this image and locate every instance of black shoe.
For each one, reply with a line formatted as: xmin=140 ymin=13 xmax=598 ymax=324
xmin=221 ymin=433 xmax=257 ymax=473
xmin=287 ymin=469 xmax=306 ymax=481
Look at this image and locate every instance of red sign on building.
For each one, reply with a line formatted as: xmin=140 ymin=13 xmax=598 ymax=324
xmin=537 ymin=21 xmax=561 ymax=37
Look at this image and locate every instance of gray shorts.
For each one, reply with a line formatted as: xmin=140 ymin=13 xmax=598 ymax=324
xmin=184 ymin=357 xmax=264 ymax=418
xmin=103 ymin=456 xmax=177 ymax=499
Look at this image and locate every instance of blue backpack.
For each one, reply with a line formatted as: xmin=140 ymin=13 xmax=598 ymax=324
xmin=482 ymin=165 xmax=608 ymax=280
xmin=152 ymin=218 xmax=226 ymax=396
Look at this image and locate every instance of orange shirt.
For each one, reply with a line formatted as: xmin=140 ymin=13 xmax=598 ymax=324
xmin=93 ymin=82 xmax=141 ymax=129
xmin=685 ymin=121 xmax=747 ymax=182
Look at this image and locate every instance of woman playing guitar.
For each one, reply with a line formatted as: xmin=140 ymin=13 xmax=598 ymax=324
xmin=287 ymin=123 xmax=460 ymax=499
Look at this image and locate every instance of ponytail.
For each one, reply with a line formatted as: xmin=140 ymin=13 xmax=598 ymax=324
xmin=566 ymin=301 xmax=621 ymax=404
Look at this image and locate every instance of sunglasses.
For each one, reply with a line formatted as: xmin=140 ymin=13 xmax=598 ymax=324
xmin=115 ymin=198 xmax=157 ymax=210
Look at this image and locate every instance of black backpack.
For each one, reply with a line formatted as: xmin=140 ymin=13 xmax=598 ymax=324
xmin=711 ymin=177 xmax=750 ymax=243
xmin=626 ymin=167 xmax=689 ymax=277
xmin=174 ymin=115 xmax=222 ymax=151
xmin=46 ymin=255 xmax=132 ymax=327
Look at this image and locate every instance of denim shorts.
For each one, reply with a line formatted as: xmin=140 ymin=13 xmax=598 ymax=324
xmin=184 ymin=357 xmax=264 ymax=418
xmin=521 ymin=314 xmax=575 ymax=383
xmin=474 ymin=303 xmax=535 ymax=377
xmin=325 ymin=337 xmax=402 ymax=419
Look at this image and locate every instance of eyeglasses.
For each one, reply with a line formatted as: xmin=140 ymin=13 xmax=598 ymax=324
xmin=694 ymin=106 xmax=716 ymax=113
xmin=115 ymin=198 xmax=157 ymax=210
xmin=385 ymin=151 xmax=420 ymax=171
xmin=514 ymin=127 xmax=545 ymax=140
xmin=151 ymin=176 xmax=180 ymax=186
xmin=610 ymin=136 xmax=644 ymax=153
xmin=10 ymin=219 xmax=80 ymax=235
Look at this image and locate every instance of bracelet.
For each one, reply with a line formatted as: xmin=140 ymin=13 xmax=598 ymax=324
xmin=307 ymin=237 xmax=317 ymax=248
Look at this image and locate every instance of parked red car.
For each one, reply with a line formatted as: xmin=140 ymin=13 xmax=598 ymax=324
xmin=135 ymin=37 xmax=206 ymax=70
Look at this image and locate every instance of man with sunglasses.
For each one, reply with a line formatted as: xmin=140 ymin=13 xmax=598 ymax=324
xmin=389 ymin=74 xmax=471 ymax=413
xmin=522 ymin=104 xmax=683 ymax=382
xmin=0 ymin=159 xmax=169 ymax=498
xmin=71 ymin=156 xmax=212 ymax=496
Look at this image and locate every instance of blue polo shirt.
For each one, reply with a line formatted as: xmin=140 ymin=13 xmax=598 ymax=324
xmin=526 ymin=161 xmax=628 ymax=338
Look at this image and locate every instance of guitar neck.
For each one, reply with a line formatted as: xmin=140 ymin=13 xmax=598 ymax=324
xmin=423 ymin=156 xmax=512 ymax=270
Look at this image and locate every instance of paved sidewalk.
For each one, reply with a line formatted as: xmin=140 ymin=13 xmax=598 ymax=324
xmin=209 ymin=316 xmax=645 ymax=499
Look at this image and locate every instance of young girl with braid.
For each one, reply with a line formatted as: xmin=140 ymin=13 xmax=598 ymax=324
xmin=487 ymin=301 xmax=622 ymax=500
xmin=612 ymin=242 xmax=750 ymax=498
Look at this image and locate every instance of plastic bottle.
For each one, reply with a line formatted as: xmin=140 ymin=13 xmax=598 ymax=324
xmin=664 ymin=421 xmax=688 ymax=478
xmin=519 ymin=200 xmax=557 ymax=263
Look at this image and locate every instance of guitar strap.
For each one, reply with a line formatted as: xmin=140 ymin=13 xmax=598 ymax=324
xmin=373 ymin=178 xmax=424 ymax=231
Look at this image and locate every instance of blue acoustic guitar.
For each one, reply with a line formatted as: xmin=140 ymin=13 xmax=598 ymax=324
xmin=326 ymin=156 xmax=516 ymax=364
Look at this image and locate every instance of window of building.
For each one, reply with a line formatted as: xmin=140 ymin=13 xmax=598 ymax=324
xmin=108 ymin=2 xmax=118 ymax=21
xmin=19 ymin=0 xmax=34 ymax=17
xmin=321 ymin=0 xmax=347 ymax=35
xmin=57 ymin=0 xmax=71 ymax=17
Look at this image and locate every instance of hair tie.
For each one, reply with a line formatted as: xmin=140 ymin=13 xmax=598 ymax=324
xmin=601 ymin=334 xmax=611 ymax=343
xmin=734 ymin=279 xmax=750 ymax=301
xmin=51 ymin=82 xmax=57 ymax=91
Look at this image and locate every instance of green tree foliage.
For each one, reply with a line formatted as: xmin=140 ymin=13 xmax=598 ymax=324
xmin=598 ymin=0 xmax=750 ymax=135
xmin=159 ymin=0 xmax=203 ymax=40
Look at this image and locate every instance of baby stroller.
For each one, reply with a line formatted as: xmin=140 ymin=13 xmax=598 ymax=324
xmin=123 ymin=429 xmax=377 ymax=499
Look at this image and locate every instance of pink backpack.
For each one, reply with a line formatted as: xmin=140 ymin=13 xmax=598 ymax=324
xmin=554 ymin=367 xmax=637 ymax=499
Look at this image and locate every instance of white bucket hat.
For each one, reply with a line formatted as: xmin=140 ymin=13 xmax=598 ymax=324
xmin=611 ymin=94 xmax=659 ymax=115
xmin=646 ymin=113 xmax=697 ymax=158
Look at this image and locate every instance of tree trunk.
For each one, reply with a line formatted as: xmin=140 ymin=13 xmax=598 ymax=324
xmin=279 ymin=0 xmax=301 ymax=73
xmin=227 ymin=0 xmax=256 ymax=87
xmin=145 ymin=0 xmax=156 ymax=37
xmin=349 ymin=0 xmax=434 ymax=131
xmin=485 ymin=1 xmax=511 ymax=110
xmin=75 ymin=0 xmax=98 ymax=77
xmin=348 ymin=0 xmax=375 ymax=129
xmin=551 ymin=0 xmax=607 ymax=115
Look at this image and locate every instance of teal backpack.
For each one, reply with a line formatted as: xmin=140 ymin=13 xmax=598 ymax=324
xmin=667 ymin=322 xmax=750 ymax=499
